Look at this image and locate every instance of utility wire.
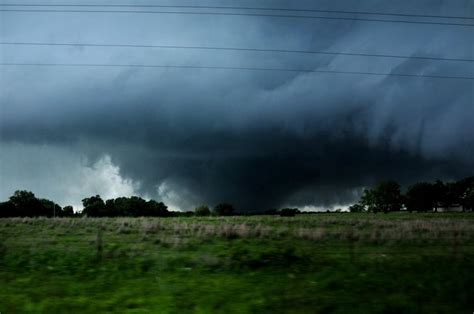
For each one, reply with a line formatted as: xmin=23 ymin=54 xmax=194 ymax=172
xmin=0 ymin=3 xmax=472 ymax=20
xmin=1 ymin=42 xmax=472 ymax=63
xmin=1 ymin=9 xmax=473 ymax=27
xmin=1 ymin=63 xmax=473 ymax=80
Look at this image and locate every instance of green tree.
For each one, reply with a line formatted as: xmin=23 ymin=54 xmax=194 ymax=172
xmin=432 ymin=177 xmax=474 ymax=211
xmin=279 ymin=208 xmax=299 ymax=217
xmin=463 ymin=188 xmax=474 ymax=211
xmin=195 ymin=205 xmax=211 ymax=216
xmin=115 ymin=196 xmax=147 ymax=216
xmin=62 ymin=205 xmax=74 ymax=217
xmin=0 ymin=201 xmax=16 ymax=217
xmin=349 ymin=203 xmax=365 ymax=213
xmin=375 ymin=181 xmax=403 ymax=213
xmin=9 ymin=190 xmax=46 ymax=216
xmin=39 ymin=199 xmax=63 ymax=217
xmin=359 ymin=181 xmax=402 ymax=213
xmin=81 ymin=196 xmax=169 ymax=217
xmin=405 ymin=182 xmax=435 ymax=212
xmin=360 ymin=188 xmax=377 ymax=212
xmin=82 ymin=195 xmax=106 ymax=217
xmin=146 ymin=200 xmax=169 ymax=217
xmin=432 ymin=180 xmax=447 ymax=211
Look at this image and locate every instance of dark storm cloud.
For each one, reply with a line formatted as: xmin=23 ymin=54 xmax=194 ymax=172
xmin=1 ymin=0 xmax=473 ymax=210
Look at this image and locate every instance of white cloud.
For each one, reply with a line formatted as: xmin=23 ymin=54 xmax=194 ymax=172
xmin=0 ymin=143 xmax=139 ymax=211
xmin=296 ymin=205 xmax=350 ymax=212
xmin=157 ymin=180 xmax=199 ymax=212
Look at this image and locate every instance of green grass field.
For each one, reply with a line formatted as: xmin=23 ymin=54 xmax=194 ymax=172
xmin=1 ymin=213 xmax=473 ymax=313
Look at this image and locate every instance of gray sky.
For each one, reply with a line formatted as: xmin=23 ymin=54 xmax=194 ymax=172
xmin=1 ymin=0 xmax=473 ymax=211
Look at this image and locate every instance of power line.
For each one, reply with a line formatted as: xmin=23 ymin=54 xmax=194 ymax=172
xmin=1 ymin=62 xmax=473 ymax=80
xmin=1 ymin=9 xmax=473 ymax=27
xmin=1 ymin=42 xmax=472 ymax=63
xmin=1 ymin=3 xmax=472 ymax=20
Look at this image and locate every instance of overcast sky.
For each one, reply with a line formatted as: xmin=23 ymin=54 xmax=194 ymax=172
xmin=1 ymin=0 xmax=473 ymax=211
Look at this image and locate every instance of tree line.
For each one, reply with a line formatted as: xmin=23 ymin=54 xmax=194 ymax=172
xmin=0 ymin=190 xmax=302 ymax=218
xmin=0 ymin=192 xmax=171 ymax=218
xmin=349 ymin=176 xmax=474 ymax=213
xmin=0 ymin=190 xmax=74 ymax=218
xmin=0 ymin=176 xmax=472 ymax=217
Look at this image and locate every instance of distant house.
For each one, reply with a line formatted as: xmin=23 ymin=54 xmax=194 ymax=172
xmin=435 ymin=203 xmax=464 ymax=212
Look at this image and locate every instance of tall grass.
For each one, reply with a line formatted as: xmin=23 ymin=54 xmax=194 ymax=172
xmin=1 ymin=214 xmax=473 ymax=245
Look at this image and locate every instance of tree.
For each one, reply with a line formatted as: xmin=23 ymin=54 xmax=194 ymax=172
xmin=264 ymin=208 xmax=278 ymax=215
xmin=460 ymin=178 xmax=474 ymax=211
xmin=82 ymin=195 xmax=106 ymax=217
xmin=432 ymin=180 xmax=448 ymax=211
xmin=130 ymin=196 xmax=149 ymax=216
xmin=79 ymin=195 xmax=170 ymax=217
xmin=94 ymin=197 xmax=169 ymax=217
xmin=456 ymin=177 xmax=474 ymax=211
xmin=105 ymin=199 xmax=118 ymax=216
xmin=360 ymin=188 xmax=377 ymax=212
xmin=113 ymin=196 xmax=147 ymax=216
xmin=349 ymin=203 xmax=365 ymax=213
xmin=213 ymin=203 xmax=235 ymax=216
xmin=405 ymin=182 xmax=436 ymax=212
xmin=430 ymin=177 xmax=474 ymax=211
xmin=359 ymin=181 xmax=402 ymax=213
xmin=9 ymin=190 xmax=43 ymax=216
xmin=39 ymin=199 xmax=63 ymax=217
xmin=445 ymin=182 xmax=464 ymax=207
xmin=2 ymin=191 xmax=64 ymax=217
xmin=463 ymin=188 xmax=474 ymax=211
xmin=63 ymin=206 xmax=74 ymax=217
xmin=195 ymin=205 xmax=211 ymax=216
xmin=279 ymin=208 xmax=299 ymax=217
xmin=0 ymin=201 xmax=16 ymax=218
xmin=146 ymin=200 xmax=169 ymax=217
xmin=374 ymin=181 xmax=403 ymax=213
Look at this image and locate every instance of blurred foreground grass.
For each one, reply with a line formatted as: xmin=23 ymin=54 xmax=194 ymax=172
xmin=1 ymin=213 xmax=473 ymax=313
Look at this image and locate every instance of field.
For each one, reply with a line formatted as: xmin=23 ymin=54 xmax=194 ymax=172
xmin=1 ymin=213 xmax=474 ymax=313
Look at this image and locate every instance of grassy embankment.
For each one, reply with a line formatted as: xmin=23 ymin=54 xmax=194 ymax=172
xmin=1 ymin=213 xmax=473 ymax=313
